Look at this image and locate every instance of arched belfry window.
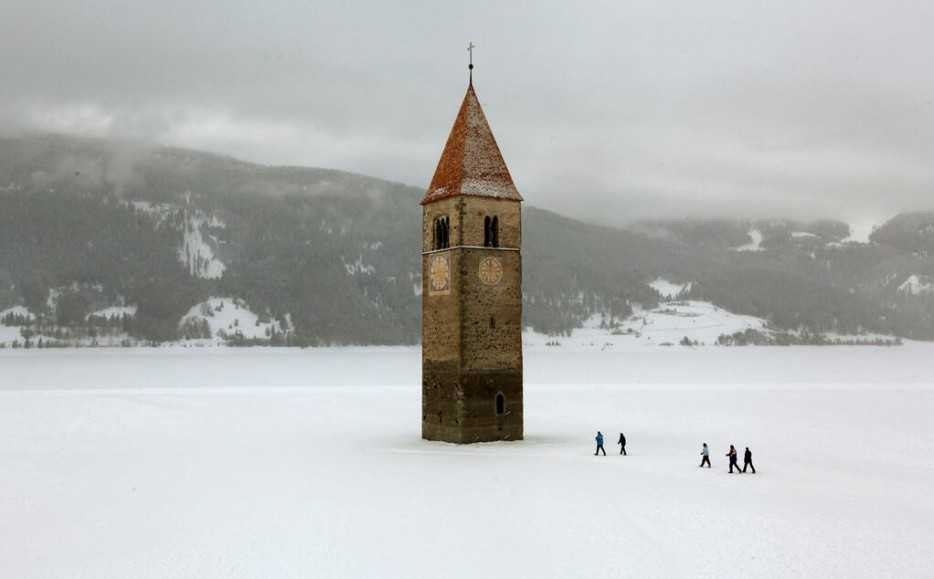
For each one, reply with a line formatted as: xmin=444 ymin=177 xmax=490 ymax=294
xmin=495 ymin=392 xmax=506 ymax=416
xmin=483 ymin=215 xmax=499 ymax=248
xmin=433 ymin=216 xmax=450 ymax=250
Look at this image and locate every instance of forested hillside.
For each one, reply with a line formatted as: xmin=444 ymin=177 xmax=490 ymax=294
xmin=1 ymin=134 xmax=933 ymax=345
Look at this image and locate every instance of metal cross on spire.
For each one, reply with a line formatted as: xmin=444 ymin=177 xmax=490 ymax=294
xmin=467 ymin=41 xmax=475 ymax=84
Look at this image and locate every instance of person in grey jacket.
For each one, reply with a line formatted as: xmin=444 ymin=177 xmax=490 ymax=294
xmin=699 ymin=442 xmax=711 ymax=468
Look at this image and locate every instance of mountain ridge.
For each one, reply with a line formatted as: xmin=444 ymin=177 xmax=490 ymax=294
xmin=2 ymin=133 xmax=933 ymax=345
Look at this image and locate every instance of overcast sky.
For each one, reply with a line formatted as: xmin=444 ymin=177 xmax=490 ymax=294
xmin=2 ymin=1 xmax=932 ymax=227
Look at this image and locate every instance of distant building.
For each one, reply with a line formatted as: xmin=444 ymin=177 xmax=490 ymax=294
xmin=420 ymin=75 xmax=524 ymax=443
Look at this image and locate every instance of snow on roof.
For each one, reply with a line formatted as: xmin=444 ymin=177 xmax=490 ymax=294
xmin=421 ymin=83 xmax=522 ymax=205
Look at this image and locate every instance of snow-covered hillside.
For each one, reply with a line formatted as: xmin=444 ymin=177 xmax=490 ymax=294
xmin=0 ymin=304 xmax=136 ymax=348
xmin=86 ymin=305 xmax=137 ymax=319
xmin=899 ymin=274 xmax=934 ymax=296
xmin=178 ymin=213 xmax=226 ymax=279
xmin=0 ymin=324 xmax=24 ymax=345
xmin=843 ymin=219 xmax=879 ymax=244
xmin=649 ymin=277 xmax=692 ymax=299
xmin=0 ymin=305 xmax=35 ymax=322
xmin=179 ymin=297 xmax=289 ymax=343
xmin=791 ymin=231 xmax=819 ymax=239
xmin=129 ymin=200 xmax=175 ymax=225
xmin=734 ymin=228 xmax=764 ymax=251
xmin=1 ymin=347 xmax=932 ymax=578
xmin=130 ymin=200 xmax=227 ymax=279
xmin=525 ymin=299 xmax=768 ymax=350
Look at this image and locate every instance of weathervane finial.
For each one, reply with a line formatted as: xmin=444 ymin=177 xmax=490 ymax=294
xmin=467 ymin=41 xmax=475 ymax=85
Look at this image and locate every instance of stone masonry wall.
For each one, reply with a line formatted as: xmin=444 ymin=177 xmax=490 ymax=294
xmin=422 ymin=197 xmax=523 ymax=442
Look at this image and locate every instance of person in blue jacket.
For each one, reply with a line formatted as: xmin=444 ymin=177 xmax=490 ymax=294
xmin=594 ymin=431 xmax=606 ymax=455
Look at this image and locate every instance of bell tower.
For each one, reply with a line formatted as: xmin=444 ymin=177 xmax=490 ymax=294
xmin=420 ymin=67 xmax=524 ymax=443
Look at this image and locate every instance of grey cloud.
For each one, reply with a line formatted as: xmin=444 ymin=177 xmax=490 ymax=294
xmin=2 ymin=0 xmax=933 ymax=227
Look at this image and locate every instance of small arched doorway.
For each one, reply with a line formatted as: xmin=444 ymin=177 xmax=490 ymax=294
xmin=495 ymin=392 xmax=506 ymax=416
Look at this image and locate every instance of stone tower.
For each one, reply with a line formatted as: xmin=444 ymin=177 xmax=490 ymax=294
xmin=421 ymin=80 xmax=523 ymax=443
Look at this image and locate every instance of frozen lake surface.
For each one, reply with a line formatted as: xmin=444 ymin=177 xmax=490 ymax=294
xmin=2 ymin=345 xmax=933 ymax=578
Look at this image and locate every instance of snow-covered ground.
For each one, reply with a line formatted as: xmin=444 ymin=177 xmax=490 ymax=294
xmin=649 ymin=277 xmax=692 ymax=299
xmin=0 ymin=305 xmax=35 ymax=320
xmin=0 ymin=324 xmax=23 ymax=344
xmin=0 ymin=306 xmax=35 ymax=343
xmin=899 ymin=274 xmax=934 ymax=296
xmin=1 ymin=346 xmax=932 ymax=578
xmin=86 ymin=305 xmax=138 ymax=319
xmin=790 ymin=231 xmax=818 ymax=239
xmin=843 ymin=219 xmax=879 ymax=244
xmin=734 ymin=228 xmax=764 ymax=251
xmin=0 ymin=295 xmax=885 ymax=349
xmin=525 ymin=301 xmax=769 ymax=349
xmin=180 ymin=297 xmax=284 ymax=342
xmin=179 ymin=214 xmax=226 ymax=279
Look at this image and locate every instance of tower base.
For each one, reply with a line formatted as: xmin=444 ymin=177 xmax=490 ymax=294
xmin=422 ymin=366 xmax=523 ymax=443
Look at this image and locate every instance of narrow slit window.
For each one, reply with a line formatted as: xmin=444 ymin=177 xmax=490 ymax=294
xmin=495 ymin=392 xmax=506 ymax=416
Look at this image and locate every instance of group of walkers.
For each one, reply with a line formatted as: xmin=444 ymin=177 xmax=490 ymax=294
xmin=594 ymin=432 xmax=756 ymax=474
xmin=704 ymin=442 xmax=755 ymax=473
xmin=593 ymin=431 xmax=626 ymax=456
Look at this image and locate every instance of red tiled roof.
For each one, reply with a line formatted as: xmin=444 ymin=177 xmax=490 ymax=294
xmin=421 ymin=83 xmax=523 ymax=205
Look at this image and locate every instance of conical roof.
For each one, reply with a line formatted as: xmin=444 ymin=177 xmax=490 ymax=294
xmin=421 ymin=84 xmax=523 ymax=205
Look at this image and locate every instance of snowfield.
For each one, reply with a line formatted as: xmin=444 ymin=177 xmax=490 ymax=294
xmin=179 ymin=213 xmax=226 ymax=280
xmin=524 ymin=301 xmax=769 ymax=349
xmin=179 ymin=297 xmax=286 ymax=342
xmin=899 ymin=274 xmax=934 ymax=296
xmin=1 ymin=346 xmax=933 ymax=578
xmin=86 ymin=305 xmax=138 ymax=319
xmin=734 ymin=228 xmax=764 ymax=251
xmin=648 ymin=277 xmax=692 ymax=299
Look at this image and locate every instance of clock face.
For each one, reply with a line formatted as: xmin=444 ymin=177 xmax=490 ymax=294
xmin=429 ymin=253 xmax=450 ymax=294
xmin=478 ymin=256 xmax=504 ymax=285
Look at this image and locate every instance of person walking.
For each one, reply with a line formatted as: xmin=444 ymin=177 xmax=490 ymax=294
xmin=594 ymin=431 xmax=606 ymax=456
xmin=618 ymin=432 xmax=627 ymax=455
xmin=726 ymin=444 xmax=742 ymax=473
xmin=743 ymin=446 xmax=756 ymax=473
xmin=699 ymin=442 xmax=711 ymax=468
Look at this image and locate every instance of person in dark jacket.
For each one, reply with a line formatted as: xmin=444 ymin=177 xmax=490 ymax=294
xmin=726 ymin=444 xmax=742 ymax=473
xmin=594 ymin=431 xmax=606 ymax=456
xmin=618 ymin=432 xmax=627 ymax=455
xmin=743 ymin=446 xmax=756 ymax=473
xmin=699 ymin=442 xmax=711 ymax=468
